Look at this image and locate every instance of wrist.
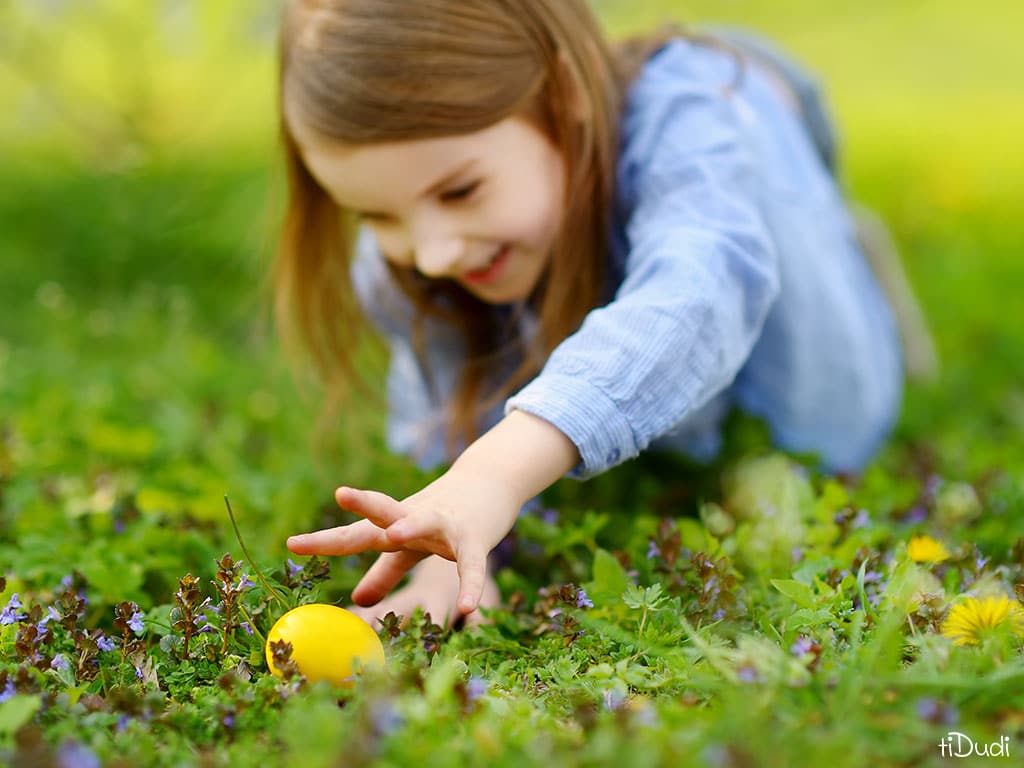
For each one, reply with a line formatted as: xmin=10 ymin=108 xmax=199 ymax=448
xmin=451 ymin=409 xmax=579 ymax=505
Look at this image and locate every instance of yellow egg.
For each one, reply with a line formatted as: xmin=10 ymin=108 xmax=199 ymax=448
xmin=265 ymin=604 xmax=385 ymax=687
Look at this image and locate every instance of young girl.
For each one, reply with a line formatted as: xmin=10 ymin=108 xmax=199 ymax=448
xmin=278 ymin=0 xmax=924 ymax=628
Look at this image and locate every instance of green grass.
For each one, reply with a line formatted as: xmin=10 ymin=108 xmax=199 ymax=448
xmin=2 ymin=2 xmax=1024 ymax=766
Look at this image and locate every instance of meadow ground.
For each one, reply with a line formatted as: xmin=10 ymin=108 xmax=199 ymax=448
xmin=1 ymin=1 xmax=1023 ymax=765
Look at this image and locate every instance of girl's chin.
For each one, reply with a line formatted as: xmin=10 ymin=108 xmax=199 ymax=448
xmin=463 ymin=283 xmax=531 ymax=305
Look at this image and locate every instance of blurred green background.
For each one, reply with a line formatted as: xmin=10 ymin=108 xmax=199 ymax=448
xmin=1 ymin=0 xmax=1023 ymax=579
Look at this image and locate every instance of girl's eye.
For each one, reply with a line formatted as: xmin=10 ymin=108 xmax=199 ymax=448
xmin=441 ymin=181 xmax=480 ymax=202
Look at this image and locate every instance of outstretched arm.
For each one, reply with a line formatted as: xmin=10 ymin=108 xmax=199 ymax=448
xmin=287 ymin=409 xmax=579 ymax=616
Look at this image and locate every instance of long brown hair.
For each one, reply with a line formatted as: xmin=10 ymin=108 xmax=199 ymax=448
xmin=275 ymin=0 xmax=664 ymax=456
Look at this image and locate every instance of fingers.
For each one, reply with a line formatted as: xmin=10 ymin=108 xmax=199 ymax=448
xmin=463 ymin=576 xmax=502 ymax=628
xmin=384 ymin=508 xmax=448 ymax=549
xmin=287 ymin=518 xmax=396 ymax=556
xmin=287 ymin=484 xmax=419 ymax=556
xmin=349 ymin=555 xmax=503 ymax=630
xmin=335 ymin=486 xmax=407 ymax=528
xmin=351 ymin=550 xmax=427 ymax=607
xmin=344 ymin=604 xmax=381 ymax=629
xmin=455 ymin=545 xmax=489 ymax=616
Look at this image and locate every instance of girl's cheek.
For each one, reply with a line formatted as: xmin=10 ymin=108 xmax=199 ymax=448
xmin=488 ymin=201 xmax=544 ymax=246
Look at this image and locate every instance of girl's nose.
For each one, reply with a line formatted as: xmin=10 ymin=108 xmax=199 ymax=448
xmin=413 ymin=230 xmax=468 ymax=279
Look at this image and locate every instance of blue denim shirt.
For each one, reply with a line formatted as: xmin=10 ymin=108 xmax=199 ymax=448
xmin=352 ymin=37 xmax=903 ymax=478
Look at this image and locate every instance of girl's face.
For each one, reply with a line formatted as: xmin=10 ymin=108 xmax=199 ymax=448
xmin=291 ymin=114 xmax=567 ymax=304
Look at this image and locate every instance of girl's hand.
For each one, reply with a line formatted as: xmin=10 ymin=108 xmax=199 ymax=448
xmin=288 ymin=468 xmax=520 ymax=616
xmin=288 ymin=410 xmax=581 ymax=616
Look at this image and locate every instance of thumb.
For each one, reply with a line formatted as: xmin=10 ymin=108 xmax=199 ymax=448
xmin=455 ymin=545 xmax=489 ymax=616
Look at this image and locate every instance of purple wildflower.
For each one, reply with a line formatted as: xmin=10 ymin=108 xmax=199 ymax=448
xmin=370 ymin=700 xmax=405 ymax=736
xmin=851 ymin=509 xmax=871 ymax=528
xmin=465 ymin=676 xmax=489 ymax=703
xmin=790 ymin=637 xmax=814 ymax=657
xmin=541 ymin=508 xmax=560 ymax=525
xmin=128 ymin=609 xmax=145 ymax=633
xmin=904 ymin=505 xmax=928 ymax=524
xmin=736 ymin=665 xmax=760 ymax=683
xmin=701 ymin=745 xmax=733 ymax=768
xmin=39 ymin=605 xmax=61 ymax=626
xmin=646 ymin=540 xmax=660 ymax=560
xmin=56 ymin=741 xmax=101 ymax=768
xmin=0 ymin=679 xmax=16 ymax=703
xmin=576 ymin=589 xmax=594 ymax=609
xmin=1 ymin=593 xmax=27 ymax=625
xmin=36 ymin=605 xmax=62 ymax=638
xmin=603 ymin=688 xmax=626 ymax=711
xmin=50 ymin=654 xmax=70 ymax=671
xmin=240 ymin=621 xmax=254 ymax=636
xmin=287 ymin=559 xmax=304 ymax=578
xmin=222 ymin=713 xmax=235 ymax=729
xmin=791 ymin=547 xmax=804 ymax=564
xmin=96 ymin=633 xmax=116 ymax=652
xmin=235 ymin=573 xmax=256 ymax=591
xmin=916 ymin=697 xmax=959 ymax=726
xmin=134 ymin=665 xmax=144 ymax=681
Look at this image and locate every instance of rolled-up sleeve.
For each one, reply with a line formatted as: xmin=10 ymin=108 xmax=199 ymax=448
xmin=506 ymin=55 xmax=781 ymax=479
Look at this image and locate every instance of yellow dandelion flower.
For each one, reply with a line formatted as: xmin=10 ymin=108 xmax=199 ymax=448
xmin=907 ymin=535 xmax=950 ymax=563
xmin=941 ymin=596 xmax=1024 ymax=646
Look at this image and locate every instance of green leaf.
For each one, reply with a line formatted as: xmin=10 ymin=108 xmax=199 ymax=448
xmin=63 ymin=684 xmax=90 ymax=707
xmin=771 ymin=579 xmax=816 ymax=610
xmin=588 ymin=548 xmax=629 ymax=602
xmin=0 ymin=694 xmax=42 ymax=742
xmin=78 ymin=545 xmax=144 ymax=605
xmin=622 ymin=583 xmax=667 ymax=610
xmin=786 ymin=608 xmax=834 ymax=631
xmin=85 ymin=421 xmax=158 ymax=461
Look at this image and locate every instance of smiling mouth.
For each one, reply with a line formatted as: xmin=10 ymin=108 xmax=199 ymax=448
xmin=462 ymin=245 xmax=510 ymax=286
